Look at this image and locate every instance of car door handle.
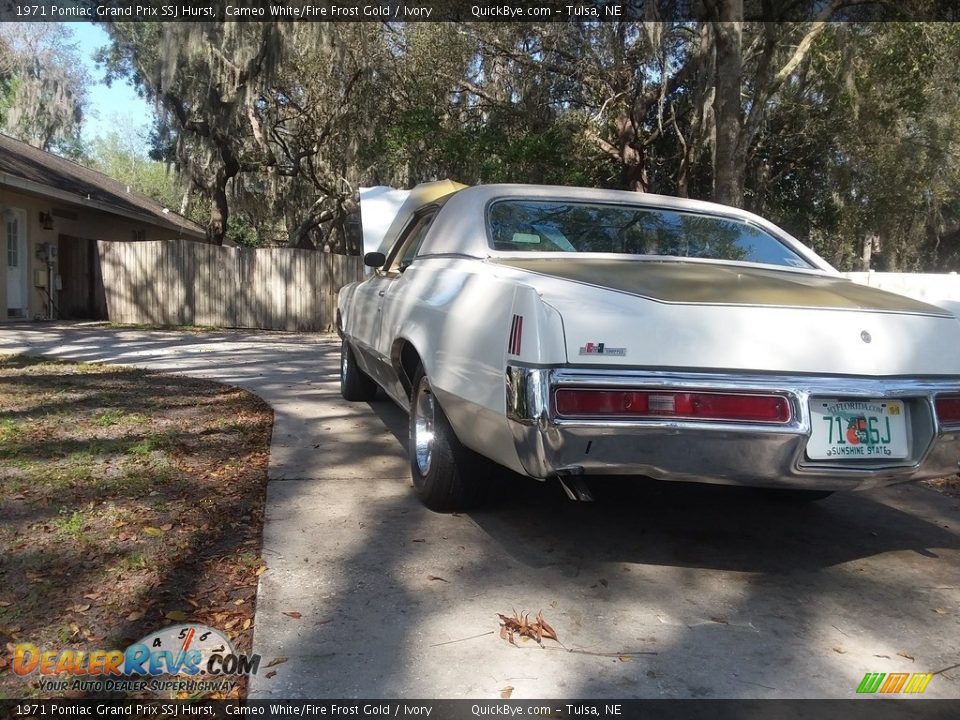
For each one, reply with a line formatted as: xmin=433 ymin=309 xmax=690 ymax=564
xmin=378 ymin=290 xmax=386 ymax=296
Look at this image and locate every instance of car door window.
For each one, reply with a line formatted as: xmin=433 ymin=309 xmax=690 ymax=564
xmin=384 ymin=209 xmax=438 ymax=274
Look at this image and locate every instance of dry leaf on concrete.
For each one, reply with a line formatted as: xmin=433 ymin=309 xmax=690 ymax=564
xmin=497 ymin=610 xmax=559 ymax=646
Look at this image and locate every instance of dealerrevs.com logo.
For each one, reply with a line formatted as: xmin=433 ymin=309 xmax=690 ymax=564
xmin=12 ymin=624 xmax=260 ymax=693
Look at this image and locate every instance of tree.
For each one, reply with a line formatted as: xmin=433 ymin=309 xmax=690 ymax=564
xmin=85 ymin=126 xmax=192 ymax=217
xmin=745 ymin=22 xmax=960 ymax=271
xmin=0 ymin=23 xmax=89 ymax=155
xmin=99 ymin=22 xmax=291 ymax=245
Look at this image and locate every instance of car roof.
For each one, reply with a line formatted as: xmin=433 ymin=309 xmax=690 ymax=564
xmin=375 ymin=179 xmax=467 ymax=255
xmin=415 ymin=184 xmax=835 ymax=273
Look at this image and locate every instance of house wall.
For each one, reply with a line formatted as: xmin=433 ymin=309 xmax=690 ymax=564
xmin=1 ymin=187 xmax=198 ymax=320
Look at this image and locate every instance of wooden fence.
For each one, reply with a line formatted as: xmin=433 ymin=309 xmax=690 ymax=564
xmin=97 ymin=239 xmax=363 ymax=332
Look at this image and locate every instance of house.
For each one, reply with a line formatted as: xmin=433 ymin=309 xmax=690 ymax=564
xmin=0 ymin=133 xmax=205 ymax=321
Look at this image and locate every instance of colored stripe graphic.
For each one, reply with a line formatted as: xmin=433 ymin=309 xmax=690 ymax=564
xmin=858 ymin=672 xmax=932 ymax=694
xmin=903 ymin=674 xmax=933 ymax=694
xmin=857 ymin=673 xmax=886 ymax=694
xmin=879 ymin=673 xmax=910 ymax=694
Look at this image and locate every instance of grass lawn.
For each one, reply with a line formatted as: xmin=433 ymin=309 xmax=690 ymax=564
xmin=0 ymin=355 xmax=273 ymax=699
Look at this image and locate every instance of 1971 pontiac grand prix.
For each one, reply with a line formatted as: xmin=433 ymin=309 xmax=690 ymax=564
xmin=337 ymin=181 xmax=960 ymax=511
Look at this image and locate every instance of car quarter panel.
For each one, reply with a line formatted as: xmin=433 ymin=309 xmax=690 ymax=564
xmin=376 ymin=258 xmax=566 ymax=472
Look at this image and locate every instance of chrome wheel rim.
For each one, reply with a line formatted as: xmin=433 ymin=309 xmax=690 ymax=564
xmin=414 ymin=379 xmax=435 ymax=476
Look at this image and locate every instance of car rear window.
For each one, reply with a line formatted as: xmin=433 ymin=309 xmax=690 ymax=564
xmin=487 ymin=200 xmax=812 ymax=269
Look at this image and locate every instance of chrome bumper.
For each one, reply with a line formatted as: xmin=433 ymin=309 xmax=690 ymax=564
xmin=505 ymin=365 xmax=960 ymax=491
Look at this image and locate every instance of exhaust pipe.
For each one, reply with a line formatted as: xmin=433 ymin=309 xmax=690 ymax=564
xmin=555 ymin=468 xmax=594 ymax=502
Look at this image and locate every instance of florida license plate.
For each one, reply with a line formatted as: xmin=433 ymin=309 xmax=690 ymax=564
xmin=807 ymin=398 xmax=908 ymax=460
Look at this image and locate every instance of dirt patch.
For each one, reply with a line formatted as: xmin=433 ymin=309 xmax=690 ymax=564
xmin=923 ymin=476 xmax=960 ymax=499
xmin=0 ymin=355 xmax=273 ymax=699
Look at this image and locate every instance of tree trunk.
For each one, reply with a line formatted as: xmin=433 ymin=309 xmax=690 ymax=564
xmin=861 ymin=233 xmax=876 ymax=271
xmin=207 ymin=175 xmax=228 ymax=246
xmin=711 ymin=2 xmax=744 ymax=207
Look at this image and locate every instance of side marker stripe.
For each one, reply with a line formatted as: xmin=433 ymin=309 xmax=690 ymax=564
xmin=508 ymin=314 xmax=523 ymax=355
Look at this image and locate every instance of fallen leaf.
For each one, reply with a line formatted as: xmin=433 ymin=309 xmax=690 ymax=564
xmin=934 ymin=608 xmax=947 ymax=614
xmin=618 ymin=656 xmax=632 ymax=663
xmin=897 ymin=651 xmax=915 ymax=661
xmin=255 ymin=566 xmax=267 ymax=576
xmin=832 ymin=647 xmax=846 ymax=654
xmin=537 ymin=611 xmax=558 ymax=641
xmin=143 ymin=527 xmax=163 ymax=537
xmin=497 ymin=609 xmax=560 ymax=646
xmin=234 ymin=599 xmax=245 ymax=606
xmin=266 ymin=657 xmax=288 ymax=668
xmin=127 ymin=611 xmax=145 ymax=621
xmin=0 ymin=601 xmax=11 ymax=608
xmin=500 ymin=686 xmax=514 ymax=699
xmin=266 ymin=671 xmax=277 ymax=679
xmin=165 ymin=610 xmax=189 ymax=622
xmin=283 ymin=612 xmax=302 ymax=619
xmin=709 ymin=617 xmax=729 ymax=625
xmin=242 ymin=618 xmax=252 ymax=630
xmin=427 ymin=575 xmax=449 ymax=583
xmin=160 ymin=523 xmax=174 ymax=531
xmin=411 ymin=538 xmax=426 ymax=543
xmin=70 ymin=603 xmax=92 ymax=613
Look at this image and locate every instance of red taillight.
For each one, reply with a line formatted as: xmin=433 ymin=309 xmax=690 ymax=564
xmin=554 ymin=389 xmax=791 ymax=423
xmin=936 ymin=395 xmax=960 ymax=425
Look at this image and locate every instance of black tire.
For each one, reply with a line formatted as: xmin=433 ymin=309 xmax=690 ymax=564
xmin=408 ymin=367 xmax=488 ymax=512
xmin=340 ymin=340 xmax=378 ymax=401
xmin=757 ymin=488 xmax=834 ymax=503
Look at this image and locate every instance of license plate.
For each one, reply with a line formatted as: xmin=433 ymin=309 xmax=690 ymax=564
xmin=807 ymin=398 xmax=908 ymax=460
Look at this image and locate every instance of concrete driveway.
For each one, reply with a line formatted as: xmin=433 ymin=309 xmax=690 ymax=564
xmin=2 ymin=323 xmax=959 ymax=699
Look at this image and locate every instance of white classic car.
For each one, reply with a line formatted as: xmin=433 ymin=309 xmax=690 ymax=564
xmin=337 ymin=181 xmax=960 ymax=511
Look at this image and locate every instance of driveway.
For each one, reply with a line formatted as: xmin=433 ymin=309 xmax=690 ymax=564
xmin=2 ymin=323 xmax=959 ymax=699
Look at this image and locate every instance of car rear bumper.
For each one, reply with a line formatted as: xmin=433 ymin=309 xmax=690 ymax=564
xmin=505 ymin=365 xmax=960 ymax=490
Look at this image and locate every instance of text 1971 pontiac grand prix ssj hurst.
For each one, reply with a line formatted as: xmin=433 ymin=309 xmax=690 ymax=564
xmin=337 ymin=182 xmax=960 ymax=512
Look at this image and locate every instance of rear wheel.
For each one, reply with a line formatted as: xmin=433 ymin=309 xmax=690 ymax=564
xmin=409 ymin=367 xmax=487 ymax=512
xmin=340 ymin=341 xmax=378 ymax=401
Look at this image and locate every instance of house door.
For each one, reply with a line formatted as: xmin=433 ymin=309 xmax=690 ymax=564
xmin=5 ymin=209 xmax=27 ymax=318
xmin=58 ymin=235 xmax=106 ymax=320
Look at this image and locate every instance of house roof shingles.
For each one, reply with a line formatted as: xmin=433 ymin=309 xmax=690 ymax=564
xmin=0 ymin=133 xmax=205 ymax=238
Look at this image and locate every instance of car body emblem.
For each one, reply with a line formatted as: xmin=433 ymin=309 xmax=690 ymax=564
xmin=579 ymin=342 xmax=626 ymax=357
xmin=861 ymin=331 xmax=872 ymax=344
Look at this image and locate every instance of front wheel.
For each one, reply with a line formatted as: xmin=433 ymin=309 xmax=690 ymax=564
xmin=409 ymin=368 xmax=487 ymax=512
xmin=340 ymin=341 xmax=378 ymax=401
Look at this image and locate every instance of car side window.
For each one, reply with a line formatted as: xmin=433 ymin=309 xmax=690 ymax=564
xmin=384 ymin=209 xmax=438 ymax=274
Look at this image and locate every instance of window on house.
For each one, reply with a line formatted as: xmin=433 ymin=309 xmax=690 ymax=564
xmin=6 ymin=217 xmax=19 ymax=268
